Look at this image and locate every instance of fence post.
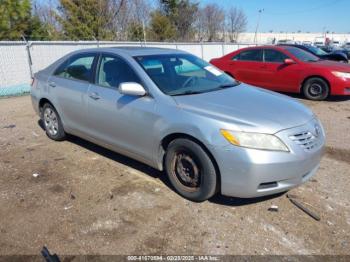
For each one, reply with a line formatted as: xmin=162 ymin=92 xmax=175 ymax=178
xmin=22 ymin=36 xmax=33 ymax=79
xmin=201 ymin=42 xmax=204 ymax=59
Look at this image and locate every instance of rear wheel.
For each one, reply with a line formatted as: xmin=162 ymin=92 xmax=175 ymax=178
xmin=164 ymin=139 xmax=217 ymax=202
xmin=42 ymin=103 xmax=66 ymax=141
xmin=302 ymin=77 xmax=329 ymax=101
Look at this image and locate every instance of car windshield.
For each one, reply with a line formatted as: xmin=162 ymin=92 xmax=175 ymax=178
xmin=135 ymin=54 xmax=239 ymax=96
xmin=305 ymin=45 xmax=327 ymax=55
xmin=285 ymin=47 xmax=320 ymax=62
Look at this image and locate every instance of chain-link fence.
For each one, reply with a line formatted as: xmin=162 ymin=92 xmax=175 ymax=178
xmin=0 ymin=41 xmax=254 ymax=97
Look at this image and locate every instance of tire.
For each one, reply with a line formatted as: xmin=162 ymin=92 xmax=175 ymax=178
xmin=302 ymin=77 xmax=329 ymax=101
xmin=41 ymin=103 xmax=66 ymax=141
xmin=164 ymin=138 xmax=217 ymax=202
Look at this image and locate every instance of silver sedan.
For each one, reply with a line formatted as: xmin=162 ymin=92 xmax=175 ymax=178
xmin=31 ymin=47 xmax=325 ymax=202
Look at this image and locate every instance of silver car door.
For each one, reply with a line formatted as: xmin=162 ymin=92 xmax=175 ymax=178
xmin=49 ymin=53 xmax=98 ymax=134
xmin=86 ymin=54 xmax=159 ymax=163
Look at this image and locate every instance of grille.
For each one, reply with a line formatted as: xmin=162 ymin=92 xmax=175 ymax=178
xmin=289 ymin=131 xmax=319 ymax=151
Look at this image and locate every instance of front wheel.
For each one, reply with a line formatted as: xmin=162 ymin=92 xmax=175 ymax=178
xmin=302 ymin=77 xmax=329 ymax=101
xmin=164 ymin=139 xmax=218 ymax=202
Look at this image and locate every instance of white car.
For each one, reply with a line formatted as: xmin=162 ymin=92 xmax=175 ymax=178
xmin=302 ymin=41 xmax=312 ymax=46
xmin=344 ymin=42 xmax=350 ymax=51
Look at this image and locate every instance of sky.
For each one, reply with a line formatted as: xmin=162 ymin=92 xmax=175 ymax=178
xmin=200 ymin=0 xmax=350 ymax=33
xmin=37 ymin=0 xmax=350 ymax=33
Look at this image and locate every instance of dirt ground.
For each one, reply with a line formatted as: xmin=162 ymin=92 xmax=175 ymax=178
xmin=0 ymin=95 xmax=349 ymax=257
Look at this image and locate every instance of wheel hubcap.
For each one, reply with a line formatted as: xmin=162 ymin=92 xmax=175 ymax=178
xmin=172 ymin=152 xmax=201 ymax=191
xmin=44 ymin=108 xmax=58 ymax=136
xmin=309 ymin=83 xmax=323 ymax=96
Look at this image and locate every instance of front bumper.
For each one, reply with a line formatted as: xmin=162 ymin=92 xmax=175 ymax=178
xmin=330 ymin=77 xmax=350 ymax=95
xmin=210 ymin=119 xmax=325 ymax=198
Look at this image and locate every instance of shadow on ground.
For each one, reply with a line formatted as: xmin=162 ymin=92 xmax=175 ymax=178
xmin=37 ymin=120 xmax=283 ymax=207
xmin=282 ymin=92 xmax=350 ymax=102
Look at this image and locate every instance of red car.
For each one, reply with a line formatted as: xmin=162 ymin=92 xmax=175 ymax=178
xmin=210 ymin=45 xmax=350 ymax=100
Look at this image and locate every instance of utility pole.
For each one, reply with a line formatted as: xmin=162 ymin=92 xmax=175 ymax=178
xmin=253 ymin=9 xmax=264 ymax=45
xmin=142 ymin=20 xmax=147 ymax=45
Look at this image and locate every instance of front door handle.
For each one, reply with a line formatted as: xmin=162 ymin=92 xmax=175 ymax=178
xmin=89 ymin=92 xmax=101 ymax=100
xmin=48 ymin=81 xmax=56 ymax=88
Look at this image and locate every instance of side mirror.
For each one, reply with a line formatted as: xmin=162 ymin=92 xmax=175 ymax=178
xmin=118 ymin=82 xmax=146 ymax=96
xmin=284 ymin=58 xmax=296 ymax=65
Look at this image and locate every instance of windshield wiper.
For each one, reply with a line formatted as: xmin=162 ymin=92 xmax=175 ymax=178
xmin=171 ymin=83 xmax=239 ymax=96
xmin=171 ymin=90 xmax=203 ymax=96
xmin=216 ymin=83 xmax=238 ymax=89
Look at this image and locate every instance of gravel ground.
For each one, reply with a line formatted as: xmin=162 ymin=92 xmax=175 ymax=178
xmin=0 ymin=95 xmax=349 ymax=256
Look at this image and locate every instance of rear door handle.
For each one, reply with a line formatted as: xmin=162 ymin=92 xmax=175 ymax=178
xmin=48 ymin=81 xmax=56 ymax=88
xmin=89 ymin=92 xmax=101 ymax=100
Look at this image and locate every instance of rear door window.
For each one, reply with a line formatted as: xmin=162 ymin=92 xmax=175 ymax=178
xmin=54 ymin=54 xmax=96 ymax=82
xmin=264 ymin=49 xmax=289 ymax=63
xmin=233 ymin=49 xmax=263 ymax=62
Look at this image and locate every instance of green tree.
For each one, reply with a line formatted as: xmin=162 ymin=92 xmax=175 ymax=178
xmin=25 ymin=15 xmax=51 ymax=40
xmin=54 ymin=0 xmax=115 ymax=40
xmin=127 ymin=22 xmax=144 ymax=41
xmin=148 ymin=11 xmax=175 ymax=41
xmin=159 ymin=0 xmax=198 ymax=41
xmin=0 ymin=0 xmax=31 ymax=40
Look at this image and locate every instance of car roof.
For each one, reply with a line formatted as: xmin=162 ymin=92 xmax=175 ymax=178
xmin=277 ymin=44 xmax=307 ymax=49
xmin=74 ymin=46 xmax=187 ymax=57
xmin=235 ymin=45 xmax=295 ymax=52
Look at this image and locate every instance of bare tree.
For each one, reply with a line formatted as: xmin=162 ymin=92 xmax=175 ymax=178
xmin=126 ymin=0 xmax=152 ymax=41
xmin=110 ymin=0 xmax=151 ymax=41
xmin=194 ymin=8 xmax=206 ymax=41
xmin=169 ymin=0 xmax=198 ymax=41
xmin=32 ymin=0 xmax=62 ymax=39
xmin=200 ymin=4 xmax=225 ymax=42
xmin=226 ymin=7 xmax=247 ymax=43
xmin=130 ymin=0 xmax=151 ymax=24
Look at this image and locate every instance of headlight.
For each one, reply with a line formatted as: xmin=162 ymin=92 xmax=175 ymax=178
xmin=220 ymin=129 xmax=289 ymax=152
xmin=332 ymin=71 xmax=350 ymax=79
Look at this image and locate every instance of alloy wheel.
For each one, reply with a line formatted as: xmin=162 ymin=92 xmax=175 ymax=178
xmin=43 ymin=107 xmax=58 ymax=136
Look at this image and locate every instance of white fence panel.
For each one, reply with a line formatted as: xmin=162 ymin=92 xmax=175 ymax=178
xmin=223 ymin=44 xmax=239 ymax=55
xmin=176 ymin=44 xmax=202 ymax=58
xmin=146 ymin=44 xmax=178 ymax=50
xmin=202 ymin=44 xmax=224 ymax=61
xmin=98 ymin=42 xmax=142 ymax=48
xmin=0 ymin=43 xmax=31 ymax=87
xmin=30 ymin=42 xmax=99 ymax=73
xmin=0 ymin=41 xmax=256 ymax=93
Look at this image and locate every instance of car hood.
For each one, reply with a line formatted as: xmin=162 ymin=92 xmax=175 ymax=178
xmin=311 ymin=60 xmax=350 ymax=71
xmin=173 ymin=84 xmax=314 ymax=134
